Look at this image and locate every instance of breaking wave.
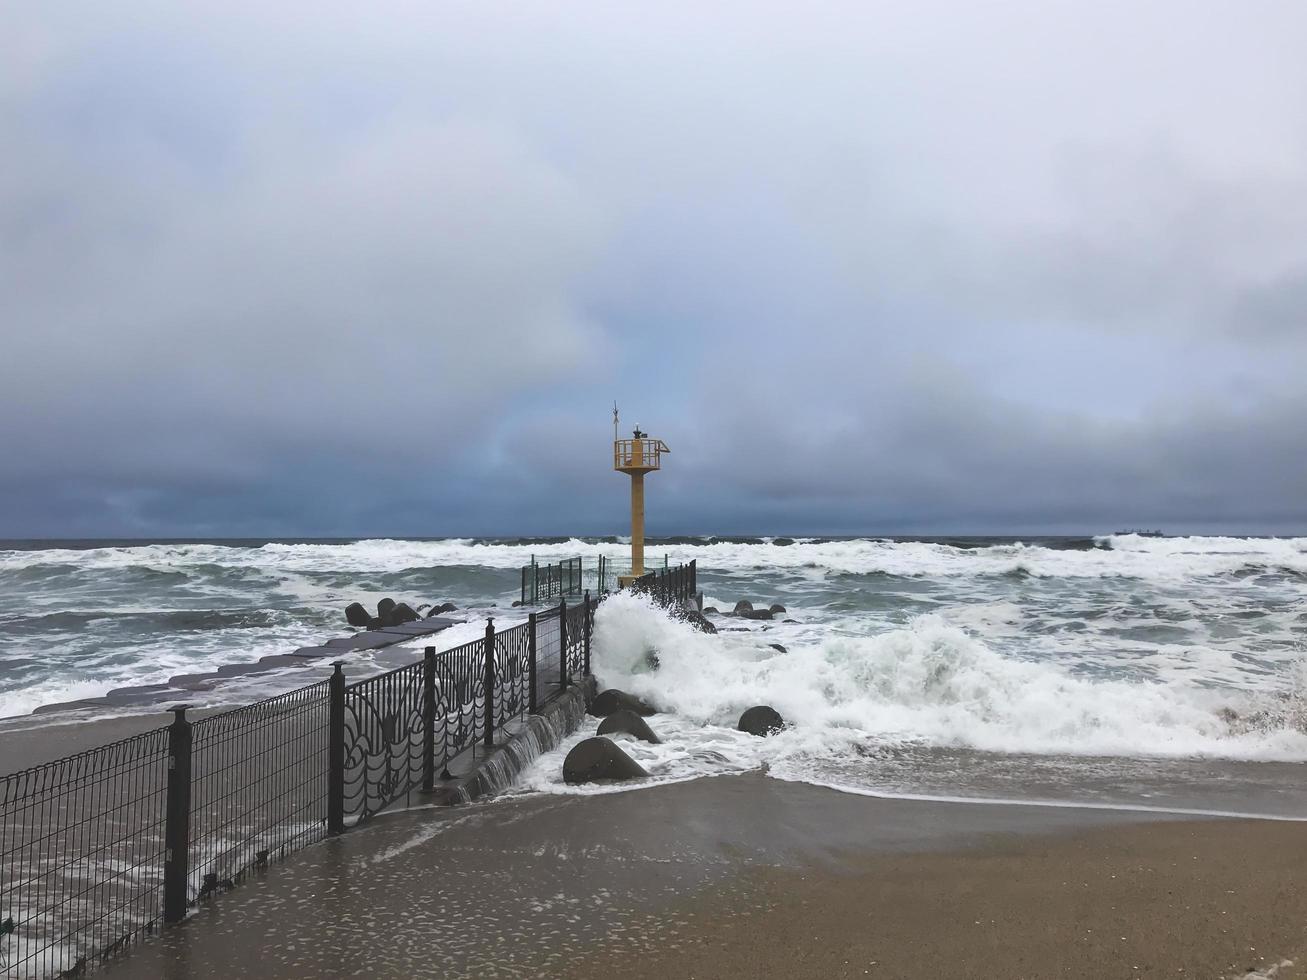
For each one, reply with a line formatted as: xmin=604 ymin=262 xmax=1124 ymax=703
xmin=590 ymin=593 xmax=1307 ymax=763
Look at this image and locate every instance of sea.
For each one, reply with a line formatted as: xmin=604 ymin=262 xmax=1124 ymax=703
xmin=3 ymin=534 xmax=1306 ymax=817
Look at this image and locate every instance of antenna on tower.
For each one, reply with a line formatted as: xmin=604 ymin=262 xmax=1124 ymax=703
xmin=612 ymin=401 xmax=619 ymax=442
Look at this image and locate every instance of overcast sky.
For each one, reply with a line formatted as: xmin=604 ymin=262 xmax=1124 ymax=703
xmin=3 ymin=1 xmax=1306 ymax=537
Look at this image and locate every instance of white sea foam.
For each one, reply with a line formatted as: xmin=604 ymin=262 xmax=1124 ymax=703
xmin=584 ymin=593 xmax=1307 ymax=763
xmin=3 ymin=531 xmax=1305 ymax=807
xmin=4 ymin=533 xmax=1306 ymax=580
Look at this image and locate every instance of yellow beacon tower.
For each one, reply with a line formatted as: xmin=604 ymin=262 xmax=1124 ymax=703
xmin=613 ymin=413 xmax=669 ymax=588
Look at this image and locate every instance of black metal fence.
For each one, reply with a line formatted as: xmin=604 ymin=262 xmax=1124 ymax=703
xmin=0 ymin=563 xmax=697 ymax=979
xmin=519 ymin=556 xmax=583 ymax=606
xmin=186 ymin=683 xmax=331 ymax=914
xmin=337 ymin=596 xmax=594 ymax=825
xmin=628 ymin=559 xmax=697 ymax=609
xmin=0 ymin=595 xmax=598 ymax=979
xmin=0 ymin=727 xmax=170 ymax=979
xmin=519 ymin=554 xmax=674 ymax=605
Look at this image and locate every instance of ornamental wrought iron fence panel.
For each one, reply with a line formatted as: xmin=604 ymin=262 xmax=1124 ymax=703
xmin=335 ymin=596 xmax=598 ymax=828
xmin=0 ymin=726 xmax=170 ymax=979
xmin=565 ymin=599 xmax=590 ymax=679
xmin=0 ymin=584 xmax=643 ymax=978
xmin=339 ymin=661 xmax=426 ymax=825
xmin=433 ymin=635 xmax=490 ymax=777
xmin=493 ymin=622 xmax=531 ymax=728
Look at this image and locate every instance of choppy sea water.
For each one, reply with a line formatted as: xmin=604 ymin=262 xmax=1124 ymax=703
xmin=3 ymin=535 xmax=1306 ymax=815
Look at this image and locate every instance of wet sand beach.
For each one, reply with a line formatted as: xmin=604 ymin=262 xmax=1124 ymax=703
xmin=105 ymin=773 xmax=1307 ymax=979
xmin=0 ymin=708 xmax=215 ymax=774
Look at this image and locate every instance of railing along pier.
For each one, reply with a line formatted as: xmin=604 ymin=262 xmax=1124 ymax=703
xmin=0 ymin=561 xmax=697 ymax=979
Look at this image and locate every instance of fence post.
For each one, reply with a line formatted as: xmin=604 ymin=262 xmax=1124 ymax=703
xmin=690 ymin=559 xmax=697 ymax=597
xmin=328 ymin=662 xmax=345 ymax=835
xmin=483 ymin=619 xmax=496 ymax=748
xmin=558 ymin=597 xmax=569 ymax=692
xmin=583 ymin=591 xmax=592 ymax=676
xmin=422 ymin=647 xmax=436 ymax=792
xmin=163 ymin=704 xmax=193 ymax=924
xmin=527 ymin=612 xmax=539 ymax=713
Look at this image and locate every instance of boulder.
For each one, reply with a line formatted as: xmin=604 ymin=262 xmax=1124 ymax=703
xmin=768 ymin=643 xmax=788 ymax=654
xmin=344 ymin=602 xmax=371 ymax=628
xmin=738 ymin=705 xmax=785 ymax=737
xmin=597 ymin=709 xmax=662 ymax=744
xmin=392 ymin=602 xmax=420 ymax=624
xmin=702 ymin=607 xmax=720 ymax=615
xmin=589 ymin=688 xmax=656 ymax=718
xmin=741 ymin=609 xmax=774 ymax=621
xmin=563 ymin=737 xmax=649 ymax=784
xmin=733 ymin=600 xmax=755 ymax=615
xmin=376 ymin=598 xmax=398 ymax=627
xmin=684 ymin=610 xmax=718 ymax=634
xmin=769 ymin=604 xmax=787 ymax=614
xmin=432 ymin=601 xmax=458 ymax=616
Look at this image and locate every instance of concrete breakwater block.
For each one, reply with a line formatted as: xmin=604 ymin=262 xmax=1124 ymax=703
xmin=32 ymin=700 xmax=104 ymax=714
xmin=726 ymin=599 xmax=786 ymax=621
xmin=216 ymin=662 xmax=285 ymax=678
xmin=597 ymin=709 xmax=661 ymax=744
xmin=345 ymin=597 xmax=456 ymax=629
xmin=683 ymin=610 xmax=718 ymax=634
xmin=738 ymin=705 xmax=785 ymax=737
xmin=285 ymin=647 xmax=341 ymax=659
xmin=374 ymin=622 xmax=446 ymax=637
xmin=563 ymin=737 xmax=649 ymax=784
xmin=325 ymin=633 xmax=399 ymax=650
xmin=105 ymin=683 xmax=171 ymax=698
xmin=168 ymin=673 xmax=224 ymax=691
xmin=588 ymin=689 xmax=656 ymax=718
xmin=390 ymin=602 xmax=420 ymax=626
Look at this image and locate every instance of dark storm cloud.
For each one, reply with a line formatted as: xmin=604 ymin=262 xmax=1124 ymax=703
xmin=2 ymin=1 xmax=1306 ymax=536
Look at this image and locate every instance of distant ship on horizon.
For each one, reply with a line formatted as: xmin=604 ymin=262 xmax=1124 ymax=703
xmin=1116 ymin=528 xmax=1165 ymax=537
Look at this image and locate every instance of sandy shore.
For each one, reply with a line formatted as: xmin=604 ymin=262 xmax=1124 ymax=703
xmin=0 ymin=707 xmax=218 ymax=774
xmin=1 ymin=709 xmax=168 ymax=773
xmin=564 ymin=817 xmax=1307 ymax=980
xmin=99 ymin=773 xmax=1307 ymax=979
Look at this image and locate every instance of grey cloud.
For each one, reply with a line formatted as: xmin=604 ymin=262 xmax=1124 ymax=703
xmin=2 ymin=1 xmax=1306 ymax=536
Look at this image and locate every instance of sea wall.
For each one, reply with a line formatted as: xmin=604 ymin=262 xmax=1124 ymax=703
xmin=426 ymin=675 xmax=596 ymax=805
